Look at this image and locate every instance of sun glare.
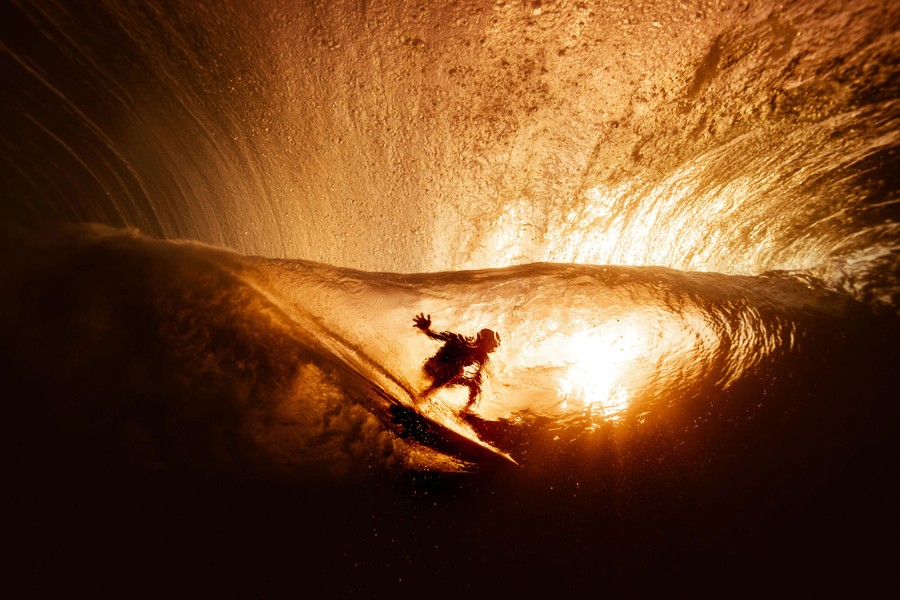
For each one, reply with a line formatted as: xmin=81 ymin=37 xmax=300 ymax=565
xmin=555 ymin=325 xmax=647 ymax=422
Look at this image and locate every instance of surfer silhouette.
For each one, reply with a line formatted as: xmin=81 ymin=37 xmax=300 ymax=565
xmin=413 ymin=312 xmax=500 ymax=411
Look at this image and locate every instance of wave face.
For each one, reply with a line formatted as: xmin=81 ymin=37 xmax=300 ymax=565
xmin=2 ymin=224 xmax=882 ymax=475
xmin=1 ymin=0 xmax=898 ymax=595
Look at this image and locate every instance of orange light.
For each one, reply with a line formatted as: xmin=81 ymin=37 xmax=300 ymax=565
xmin=555 ymin=325 xmax=645 ymax=421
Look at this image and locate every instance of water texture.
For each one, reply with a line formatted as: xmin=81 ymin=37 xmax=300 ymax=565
xmin=1 ymin=0 xmax=898 ymax=595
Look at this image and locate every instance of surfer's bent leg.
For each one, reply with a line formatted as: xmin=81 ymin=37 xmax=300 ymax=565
xmin=463 ymin=370 xmax=484 ymax=410
xmin=463 ymin=382 xmax=480 ymax=410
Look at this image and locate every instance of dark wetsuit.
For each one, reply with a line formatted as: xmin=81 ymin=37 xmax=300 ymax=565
xmin=421 ymin=330 xmax=490 ymax=405
xmin=413 ymin=312 xmax=499 ymax=408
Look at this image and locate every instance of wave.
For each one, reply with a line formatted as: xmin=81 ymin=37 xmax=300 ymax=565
xmin=1 ymin=223 xmax=890 ymax=474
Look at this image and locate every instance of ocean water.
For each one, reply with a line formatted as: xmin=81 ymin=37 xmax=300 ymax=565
xmin=1 ymin=0 xmax=897 ymax=595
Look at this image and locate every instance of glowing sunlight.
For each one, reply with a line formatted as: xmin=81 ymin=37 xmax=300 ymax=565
xmin=555 ymin=325 xmax=647 ymax=421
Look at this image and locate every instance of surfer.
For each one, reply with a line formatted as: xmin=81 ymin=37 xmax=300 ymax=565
xmin=413 ymin=313 xmax=501 ymax=411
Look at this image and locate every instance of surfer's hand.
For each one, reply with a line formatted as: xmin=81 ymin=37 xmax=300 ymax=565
xmin=413 ymin=313 xmax=431 ymax=330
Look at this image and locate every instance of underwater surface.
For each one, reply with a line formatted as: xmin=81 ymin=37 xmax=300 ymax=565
xmin=2 ymin=0 xmax=898 ymax=595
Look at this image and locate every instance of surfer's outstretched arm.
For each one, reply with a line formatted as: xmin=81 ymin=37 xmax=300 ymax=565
xmin=413 ymin=312 xmax=453 ymax=341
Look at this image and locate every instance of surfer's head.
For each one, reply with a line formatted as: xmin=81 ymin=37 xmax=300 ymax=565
xmin=476 ymin=328 xmax=501 ymax=353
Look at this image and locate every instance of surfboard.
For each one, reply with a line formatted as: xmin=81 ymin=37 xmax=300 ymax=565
xmin=368 ymin=384 xmax=519 ymax=468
